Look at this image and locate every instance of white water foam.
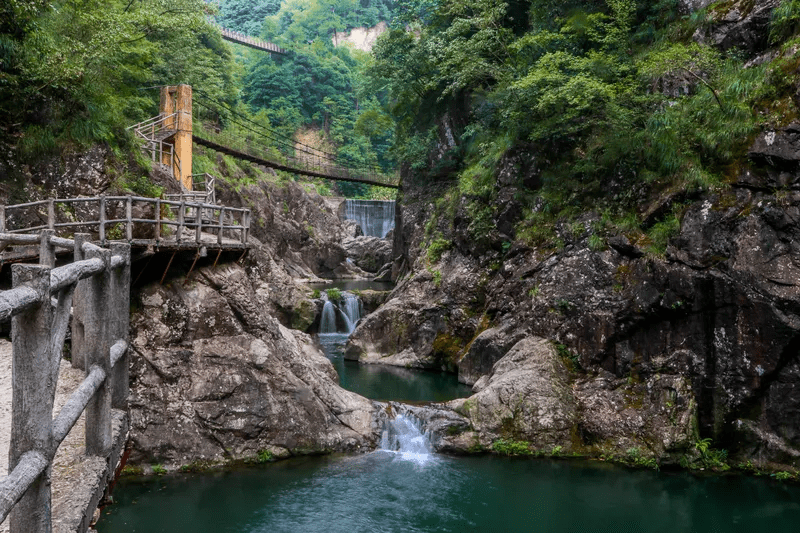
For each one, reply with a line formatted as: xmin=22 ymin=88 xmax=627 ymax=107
xmin=379 ymin=413 xmax=434 ymax=465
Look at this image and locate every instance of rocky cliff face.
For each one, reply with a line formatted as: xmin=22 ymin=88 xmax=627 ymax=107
xmin=347 ymin=2 xmax=800 ymax=470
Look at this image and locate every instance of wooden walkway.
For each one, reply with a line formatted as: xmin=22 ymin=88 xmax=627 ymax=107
xmin=0 ymin=195 xmax=251 ymax=265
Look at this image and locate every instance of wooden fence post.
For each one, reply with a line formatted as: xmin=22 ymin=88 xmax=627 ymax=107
xmin=0 ymin=205 xmax=6 ymax=233
xmin=70 ymin=234 xmax=90 ymax=371
xmin=99 ymin=196 xmax=107 ymax=244
xmin=177 ymin=201 xmax=185 ymax=244
xmin=9 ymin=264 xmax=53 ymax=533
xmin=155 ymin=199 xmax=161 ymax=241
xmin=126 ymin=196 xmax=133 ymax=242
xmin=39 ymin=229 xmax=55 ymax=268
xmin=195 ymin=204 xmax=202 ymax=244
xmin=217 ymin=208 xmax=224 ymax=244
xmin=47 ymin=199 xmax=55 ymax=231
xmin=84 ymin=246 xmax=112 ymax=457
xmin=110 ymin=243 xmax=130 ymax=409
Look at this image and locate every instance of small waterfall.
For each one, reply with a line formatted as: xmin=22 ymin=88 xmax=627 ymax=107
xmin=319 ymin=292 xmax=362 ymax=334
xmin=319 ymin=300 xmax=338 ymax=334
xmin=379 ymin=413 xmax=433 ymax=463
xmin=344 ymin=200 xmax=395 ymax=238
xmin=341 ymin=293 xmax=362 ymax=334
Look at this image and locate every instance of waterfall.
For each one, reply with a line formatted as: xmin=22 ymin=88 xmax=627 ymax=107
xmin=319 ymin=292 xmax=362 ymax=334
xmin=379 ymin=413 xmax=433 ymax=463
xmin=319 ymin=300 xmax=338 ymax=334
xmin=344 ymin=200 xmax=395 ymax=238
xmin=341 ymin=293 xmax=362 ymax=334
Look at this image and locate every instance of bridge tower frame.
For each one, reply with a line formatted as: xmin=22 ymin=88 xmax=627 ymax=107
xmin=159 ymin=84 xmax=193 ymax=191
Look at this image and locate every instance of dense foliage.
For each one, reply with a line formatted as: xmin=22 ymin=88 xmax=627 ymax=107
xmin=223 ymin=0 xmax=398 ymax=196
xmin=0 ymin=0 xmax=239 ymax=157
xmin=370 ymin=0 xmax=798 ymax=251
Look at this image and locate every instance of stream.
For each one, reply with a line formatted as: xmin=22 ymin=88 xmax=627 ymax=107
xmin=97 ymin=205 xmax=800 ymax=532
xmin=97 ymin=283 xmax=800 ymax=532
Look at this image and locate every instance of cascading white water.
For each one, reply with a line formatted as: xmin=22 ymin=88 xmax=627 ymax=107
xmin=319 ymin=292 xmax=362 ymax=334
xmin=341 ymin=293 xmax=362 ymax=334
xmin=379 ymin=413 xmax=433 ymax=463
xmin=319 ymin=300 xmax=338 ymax=334
xmin=344 ymin=200 xmax=395 ymax=238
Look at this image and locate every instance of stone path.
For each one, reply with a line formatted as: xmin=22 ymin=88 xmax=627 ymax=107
xmin=1 ymin=339 xmax=126 ymax=533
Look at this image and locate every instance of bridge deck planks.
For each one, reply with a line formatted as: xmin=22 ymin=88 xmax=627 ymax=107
xmin=193 ymin=135 xmax=400 ymax=189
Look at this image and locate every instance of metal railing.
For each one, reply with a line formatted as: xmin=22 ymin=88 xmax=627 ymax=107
xmin=127 ymin=114 xmax=181 ymax=180
xmin=165 ymin=173 xmax=216 ymax=205
xmin=0 ymin=231 xmax=130 ymax=532
xmin=217 ymin=25 xmax=286 ymax=55
xmin=0 ymin=195 xmax=250 ymax=248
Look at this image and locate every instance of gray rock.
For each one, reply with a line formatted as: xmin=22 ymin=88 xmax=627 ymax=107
xmin=694 ymin=0 xmax=780 ymax=57
xmin=128 ymin=262 xmax=380 ymax=466
xmin=445 ymin=338 xmax=577 ymax=451
xmin=343 ymin=235 xmax=393 ymax=273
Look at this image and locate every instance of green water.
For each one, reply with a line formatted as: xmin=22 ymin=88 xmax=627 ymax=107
xmin=318 ymin=332 xmax=472 ymax=402
xmin=98 ymin=453 xmax=800 ymax=533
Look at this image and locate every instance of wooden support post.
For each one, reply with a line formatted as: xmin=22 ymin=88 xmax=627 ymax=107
xmin=155 ymin=199 xmax=161 ymax=241
xmin=0 ymin=205 xmax=6 ymax=233
xmin=177 ymin=201 xmax=185 ymax=244
xmin=160 ymin=251 xmax=176 ymax=285
xmin=9 ymin=264 xmax=53 ymax=533
xmin=99 ymin=196 xmax=107 ymax=244
xmin=217 ymin=208 xmax=224 ymax=245
xmin=242 ymin=211 xmax=249 ymax=245
xmin=70 ymin=234 xmax=90 ymax=370
xmin=47 ymin=199 xmax=55 ymax=230
xmin=39 ymin=229 xmax=56 ymax=268
xmin=110 ymin=243 xmax=130 ymax=410
xmin=126 ymin=196 xmax=133 ymax=242
xmin=84 ymin=246 xmax=112 ymax=457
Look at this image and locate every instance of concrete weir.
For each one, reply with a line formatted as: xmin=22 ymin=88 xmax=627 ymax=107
xmin=1 ymin=342 xmax=129 ymax=532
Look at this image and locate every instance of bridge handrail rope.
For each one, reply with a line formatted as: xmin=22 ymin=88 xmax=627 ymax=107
xmin=191 ymin=94 xmax=398 ymax=188
xmin=0 ymin=195 xmax=251 ymax=249
xmin=216 ymin=25 xmax=287 ymax=55
xmin=0 ymin=231 xmax=131 ymax=532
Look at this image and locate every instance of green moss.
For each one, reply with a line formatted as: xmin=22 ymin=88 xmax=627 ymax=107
xmin=432 ymin=331 xmax=464 ymax=371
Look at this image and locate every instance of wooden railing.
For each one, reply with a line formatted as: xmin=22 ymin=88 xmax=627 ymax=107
xmin=0 ymin=195 xmax=250 ymax=249
xmin=0 ymin=231 xmax=130 ymax=532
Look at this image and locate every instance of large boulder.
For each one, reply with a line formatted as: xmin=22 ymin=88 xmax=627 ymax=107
xmin=128 ymin=262 xmax=380 ymax=466
xmin=694 ymin=0 xmax=780 ymax=57
xmin=342 ymin=235 xmax=393 ymax=273
xmin=445 ymin=338 xmax=577 ymax=452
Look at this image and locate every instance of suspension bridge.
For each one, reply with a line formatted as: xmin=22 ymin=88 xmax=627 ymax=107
xmin=131 ymin=85 xmax=399 ymax=191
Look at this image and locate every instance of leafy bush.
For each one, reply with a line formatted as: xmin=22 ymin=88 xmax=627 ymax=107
xmin=427 ymin=237 xmax=452 ymax=263
xmin=492 ymin=439 xmax=532 ymax=456
xmin=326 ymin=288 xmax=342 ymax=301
